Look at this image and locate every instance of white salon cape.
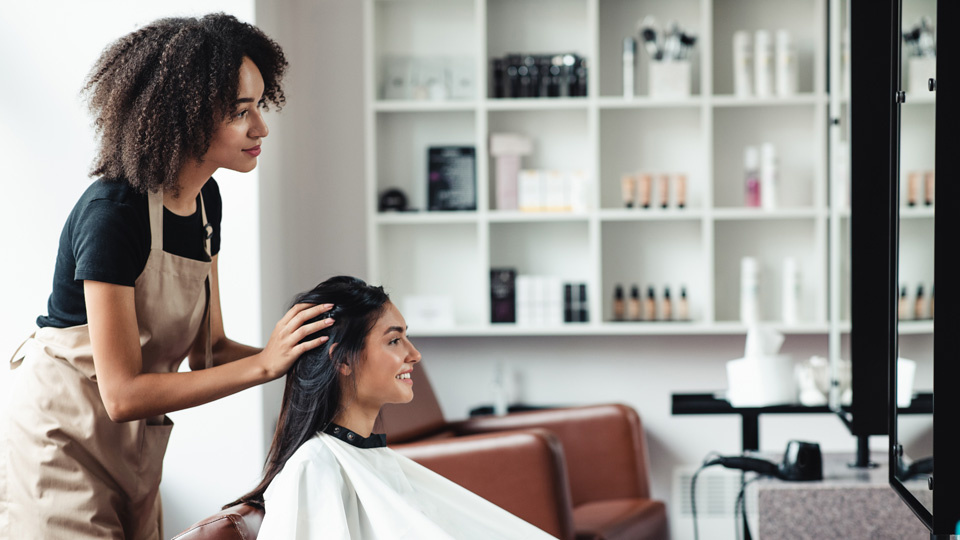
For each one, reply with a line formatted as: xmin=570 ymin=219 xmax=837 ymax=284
xmin=257 ymin=425 xmax=557 ymax=539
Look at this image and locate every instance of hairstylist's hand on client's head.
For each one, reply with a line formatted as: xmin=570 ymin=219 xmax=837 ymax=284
xmin=258 ymin=303 xmax=336 ymax=380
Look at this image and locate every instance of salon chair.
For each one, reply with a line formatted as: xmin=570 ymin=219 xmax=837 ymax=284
xmin=380 ymin=367 xmax=669 ymax=540
xmin=173 ymin=428 xmax=574 ymax=539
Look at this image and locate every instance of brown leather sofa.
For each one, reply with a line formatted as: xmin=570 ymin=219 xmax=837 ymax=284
xmin=172 ymin=428 xmax=574 ymax=539
xmin=380 ymin=368 xmax=669 ymax=540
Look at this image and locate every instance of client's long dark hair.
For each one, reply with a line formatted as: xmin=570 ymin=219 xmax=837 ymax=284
xmin=227 ymin=275 xmax=390 ymax=508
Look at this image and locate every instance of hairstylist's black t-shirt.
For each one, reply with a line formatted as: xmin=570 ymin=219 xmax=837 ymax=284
xmin=37 ymin=178 xmax=222 ymax=329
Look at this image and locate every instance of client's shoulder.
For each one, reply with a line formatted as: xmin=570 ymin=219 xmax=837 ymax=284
xmin=285 ymin=433 xmax=340 ymax=471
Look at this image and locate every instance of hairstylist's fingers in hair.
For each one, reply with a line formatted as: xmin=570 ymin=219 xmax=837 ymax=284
xmin=285 ymin=302 xmax=334 ymax=326
xmin=261 ymin=303 xmax=335 ymax=379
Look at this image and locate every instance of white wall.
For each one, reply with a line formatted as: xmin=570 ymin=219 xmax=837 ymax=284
xmin=0 ymin=2 xmax=266 ymax=537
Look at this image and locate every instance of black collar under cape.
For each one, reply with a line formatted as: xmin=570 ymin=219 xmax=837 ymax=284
xmin=323 ymin=423 xmax=387 ymax=449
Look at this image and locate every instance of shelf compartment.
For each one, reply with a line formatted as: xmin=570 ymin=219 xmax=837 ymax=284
xmin=489 ymin=221 xmax=591 ymax=280
xmin=376 ymin=111 xmax=476 ymax=212
xmin=377 ymin=222 xmax=485 ymax=327
xmin=597 ymin=0 xmax=702 ymax=98
xmin=711 ymin=0 xmax=821 ymax=96
xmin=373 ymin=0 xmax=477 ymax=102
xmin=487 ymin=109 xmax=590 ymax=211
xmin=486 ymin=0 xmax=590 ymax=69
xmin=599 ymin=107 xmax=704 ymax=211
xmin=898 ymin=218 xmax=934 ymax=319
xmin=899 ymin=103 xmax=935 ymax=207
xmin=600 ymin=220 xmax=703 ymax=323
xmin=712 ymin=105 xmax=819 ymax=209
xmin=714 ymin=219 xmax=821 ymax=324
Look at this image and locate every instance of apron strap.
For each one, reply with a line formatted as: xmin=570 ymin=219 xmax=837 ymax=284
xmin=8 ymin=333 xmax=35 ymax=370
xmin=147 ymin=189 xmax=164 ymax=250
xmin=204 ymin=277 xmax=213 ymax=369
xmin=199 ymin=190 xmax=213 ymax=369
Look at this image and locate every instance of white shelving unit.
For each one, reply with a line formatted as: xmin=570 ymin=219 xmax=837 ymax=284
xmin=362 ymin=0 xmax=890 ymax=343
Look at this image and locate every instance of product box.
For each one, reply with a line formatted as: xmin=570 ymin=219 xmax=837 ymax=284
xmin=428 ymin=146 xmax=476 ymax=211
xmin=490 ymin=269 xmax=517 ymax=323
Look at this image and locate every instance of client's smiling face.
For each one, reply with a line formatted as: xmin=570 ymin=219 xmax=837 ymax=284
xmin=352 ymin=302 xmax=421 ymax=410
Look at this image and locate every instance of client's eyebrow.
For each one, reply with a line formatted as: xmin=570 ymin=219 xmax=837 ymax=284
xmin=383 ymin=326 xmax=406 ymax=335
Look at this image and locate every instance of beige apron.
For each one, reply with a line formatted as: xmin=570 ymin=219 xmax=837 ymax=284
xmin=1 ymin=189 xmax=212 ymax=540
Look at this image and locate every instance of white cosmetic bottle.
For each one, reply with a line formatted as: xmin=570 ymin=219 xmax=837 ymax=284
xmin=754 ymin=30 xmax=773 ymax=98
xmin=760 ymin=142 xmax=778 ymax=210
xmin=775 ymin=30 xmax=798 ymax=96
xmin=733 ymin=31 xmax=753 ymax=97
xmin=740 ymin=256 xmax=761 ymax=325
xmin=781 ymin=256 xmax=800 ymax=324
xmin=623 ymin=37 xmax=636 ymax=98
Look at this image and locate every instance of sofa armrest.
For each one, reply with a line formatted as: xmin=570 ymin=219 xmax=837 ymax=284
xmin=453 ymin=404 xmax=652 ymax=506
xmin=393 ymin=429 xmax=575 ymax=540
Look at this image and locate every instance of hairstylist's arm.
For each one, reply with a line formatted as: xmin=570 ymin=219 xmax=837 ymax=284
xmin=85 ymin=279 xmax=333 ymax=423
xmin=187 ymin=255 xmax=261 ymax=370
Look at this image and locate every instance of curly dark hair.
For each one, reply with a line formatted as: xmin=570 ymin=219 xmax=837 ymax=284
xmin=82 ymin=13 xmax=288 ymax=194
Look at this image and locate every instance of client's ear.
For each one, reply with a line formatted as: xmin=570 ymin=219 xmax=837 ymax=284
xmin=331 ymin=343 xmax=352 ymax=376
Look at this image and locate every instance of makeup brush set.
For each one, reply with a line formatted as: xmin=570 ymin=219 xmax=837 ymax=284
xmin=637 ymin=16 xmax=698 ymax=62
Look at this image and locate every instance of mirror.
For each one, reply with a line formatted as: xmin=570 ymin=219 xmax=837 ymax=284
xmin=893 ymin=0 xmax=935 ymax=519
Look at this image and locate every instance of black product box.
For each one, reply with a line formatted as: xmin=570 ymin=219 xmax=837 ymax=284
xmin=490 ymin=268 xmax=517 ymax=323
xmin=428 ymin=146 xmax=476 ymax=211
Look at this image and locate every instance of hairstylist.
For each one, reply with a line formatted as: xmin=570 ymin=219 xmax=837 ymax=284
xmin=0 ymin=13 xmax=332 ymax=540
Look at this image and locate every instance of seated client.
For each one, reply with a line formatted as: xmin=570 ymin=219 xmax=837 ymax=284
xmin=230 ymin=276 xmax=556 ymax=539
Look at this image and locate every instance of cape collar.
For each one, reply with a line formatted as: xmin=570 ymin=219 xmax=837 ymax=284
xmin=324 ymin=422 xmax=387 ymax=449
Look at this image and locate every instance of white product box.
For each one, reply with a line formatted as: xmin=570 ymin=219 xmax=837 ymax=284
xmin=649 ymin=61 xmax=691 ymax=98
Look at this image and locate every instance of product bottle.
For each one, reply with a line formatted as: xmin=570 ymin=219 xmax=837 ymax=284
xmin=781 ymin=256 xmax=800 ymax=324
xmin=621 ymin=174 xmax=636 ymax=208
xmin=898 ymin=285 xmax=909 ymax=320
xmin=637 ymin=173 xmax=652 ymax=209
xmin=678 ymin=286 xmax=690 ymax=321
xmin=662 ymin=286 xmax=673 ymax=321
xmin=733 ymin=30 xmax=753 ymax=97
xmin=760 ymin=143 xmax=778 ymax=210
xmin=659 ymin=174 xmax=670 ymax=208
xmin=740 ymin=256 xmax=760 ymax=324
xmin=930 ymin=284 xmax=935 ymax=318
xmin=644 ymin=286 xmax=657 ymax=321
xmin=754 ymin=30 xmax=773 ymax=98
xmin=613 ymin=284 xmax=625 ymax=321
xmin=914 ymin=284 xmax=925 ymax=320
xmin=744 ymin=146 xmax=761 ymax=207
xmin=775 ymin=30 xmax=798 ymax=96
xmin=924 ymin=170 xmax=935 ymax=206
xmin=675 ymin=173 xmax=687 ymax=208
xmin=623 ymin=37 xmax=636 ymax=98
xmin=907 ymin=171 xmax=919 ymax=207
xmin=628 ymin=285 xmax=641 ymax=321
